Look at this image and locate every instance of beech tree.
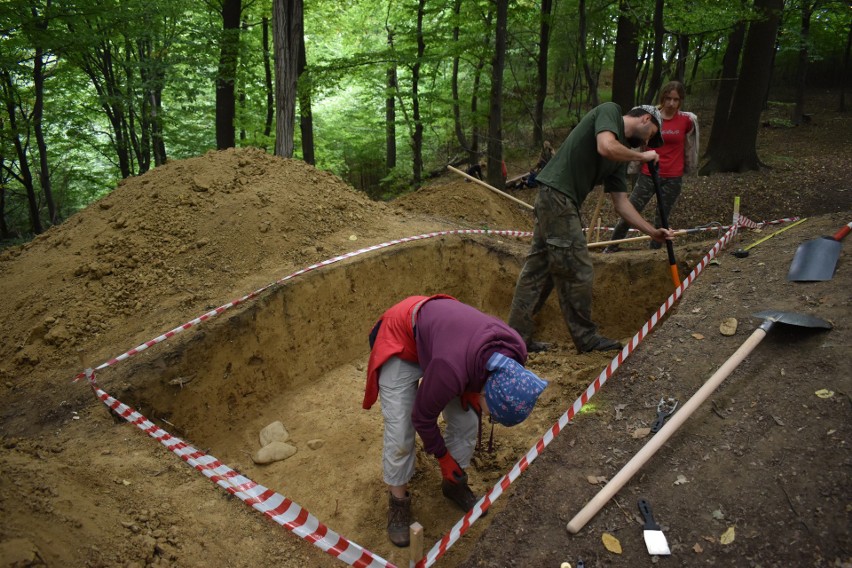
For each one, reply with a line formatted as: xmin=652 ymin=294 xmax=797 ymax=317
xmin=532 ymin=0 xmax=553 ymax=148
xmin=703 ymin=0 xmax=784 ymax=173
xmin=485 ymin=0 xmax=508 ymax=190
xmin=611 ymin=0 xmax=639 ymax=111
xmin=272 ymin=0 xmax=302 ymax=158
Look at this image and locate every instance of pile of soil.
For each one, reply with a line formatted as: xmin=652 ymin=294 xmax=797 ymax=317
xmin=0 ymin=94 xmax=849 ymax=568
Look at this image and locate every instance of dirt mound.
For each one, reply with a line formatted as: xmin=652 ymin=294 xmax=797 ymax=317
xmin=392 ymin=175 xmax=534 ymax=231
xmin=0 ymin=147 xmax=429 ymax=433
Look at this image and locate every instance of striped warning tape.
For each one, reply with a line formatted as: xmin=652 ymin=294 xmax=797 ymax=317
xmin=591 ymin=215 xmax=800 ymax=234
xmin=416 ymin=223 xmax=740 ymax=567
xmin=76 ymin=217 xmax=757 ymax=567
xmin=74 ymin=217 xmax=795 ymax=382
xmin=73 ymin=229 xmax=533 ymax=382
xmin=84 ymin=368 xmax=396 ymax=568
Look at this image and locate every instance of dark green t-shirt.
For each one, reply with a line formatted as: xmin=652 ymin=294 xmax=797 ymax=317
xmin=535 ymin=102 xmax=629 ymax=207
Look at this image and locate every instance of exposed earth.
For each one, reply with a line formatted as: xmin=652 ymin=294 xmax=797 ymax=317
xmin=0 ymin=94 xmax=850 ymax=568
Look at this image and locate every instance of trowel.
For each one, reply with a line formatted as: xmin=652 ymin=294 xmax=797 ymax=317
xmin=638 ymin=499 xmax=670 ymax=556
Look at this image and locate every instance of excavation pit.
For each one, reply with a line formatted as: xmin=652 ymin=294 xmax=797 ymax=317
xmin=107 ymin=235 xmax=677 ymax=565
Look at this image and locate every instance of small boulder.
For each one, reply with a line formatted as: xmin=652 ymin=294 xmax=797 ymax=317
xmin=719 ymin=317 xmax=738 ymax=336
xmin=251 ymin=441 xmax=297 ymax=465
xmin=259 ymin=421 xmax=289 ymax=447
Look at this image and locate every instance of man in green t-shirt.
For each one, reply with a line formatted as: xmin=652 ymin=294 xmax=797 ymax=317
xmin=508 ymin=103 xmax=675 ymax=354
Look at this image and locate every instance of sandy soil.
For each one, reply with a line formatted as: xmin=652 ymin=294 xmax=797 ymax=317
xmin=0 ymin=94 xmax=850 ymax=568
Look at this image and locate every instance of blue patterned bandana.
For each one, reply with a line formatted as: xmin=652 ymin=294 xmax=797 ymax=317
xmin=484 ymin=353 xmax=548 ymax=426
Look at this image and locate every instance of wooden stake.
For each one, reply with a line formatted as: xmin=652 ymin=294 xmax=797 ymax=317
xmin=77 ymin=348 xmax=89 ymax=372
xmin=409 ymin=522 xmax=424 ymax=568
xmin=588 ymin=187 xmax=605 ymax=243
xmin=446 ymin=165 xmax=534 ymax=211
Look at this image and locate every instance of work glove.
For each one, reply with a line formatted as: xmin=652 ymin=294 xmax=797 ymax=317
xmin=437 ymin=451 xmax=465 ymax=485
xmin=460 ymin=392 xmax=482 ymax=417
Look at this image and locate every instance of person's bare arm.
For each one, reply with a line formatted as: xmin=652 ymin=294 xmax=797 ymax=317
xmin=610 ymin=192 xmax=674 ymax=243
xmin=596 ymin=131 xmax=659 ymax=163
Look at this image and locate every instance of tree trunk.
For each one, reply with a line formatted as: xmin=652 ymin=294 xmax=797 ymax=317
xmin=262 ymin=17 xmax=274 ymax=140
xmin=791 ymin=2 xmax=814 ymax=125
xmin=533 ymin=0 xmax=553 ymax=148
xmin=450 ymin=0 xmax=469 ymax=155
xmin=411 ymin=0 xmax=426 ymax=186
xmin=611 ymin=0 xmax=638 ymax=111
xmin=31 ymin=13 xmax=56 ymax=225
xmin=0 ymin=177 xmax=8 ymax=238
xmin=675 ymin=33 xmax=689 ymax=83
xmin=643 ymin=0 xmax=664 ymax=103
xmin=386 ymin=30 xmax=397 ymax=171
xmin=841 ymin=16 xmax=851 ymax=112
xmin=578 ymin=0 xmax=599 ymax=107
xmin=703 ymin=0 xmax=783 ymax=174
xmin=469 ymin=11 xmax=492 ymax=165
xmin=297 ymin=6 xmax=314 ymax=165
xmin=486 ymin=0 xmax=508 ymax=190
xmin=272 ymin=0 xmax=303 ymax=158
xmin=703 ymin=20 xmax=746 ymax=160
xmin=150 ymin=88 xmax=167 ymax=166
xmin=689 ymin=37 xmax=706 ymax=87
xmin=0 ymin=136 xmax=8 ymax=238
xmin=0 ymin=70 xmax=43 ymax=234
xmin=216 ymin=0 xmax=241 ymax=150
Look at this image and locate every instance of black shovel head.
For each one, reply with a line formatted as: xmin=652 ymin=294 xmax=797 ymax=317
xmin=787 ymin=237 xmax=842 ymax=282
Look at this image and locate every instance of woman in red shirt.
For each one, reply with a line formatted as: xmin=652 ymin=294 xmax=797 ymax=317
xmin=605 ymin=81 xmax=700 ymax=251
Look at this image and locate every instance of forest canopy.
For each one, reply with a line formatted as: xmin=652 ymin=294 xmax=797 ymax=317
xmin=0 ymin=0 xmax=849 ymax=240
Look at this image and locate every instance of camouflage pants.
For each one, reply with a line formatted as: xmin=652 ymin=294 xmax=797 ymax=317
xmin=610 ymin=174 xmax=683 ymax=241
xmin=508 ymin=185 xmax=598 ymax=351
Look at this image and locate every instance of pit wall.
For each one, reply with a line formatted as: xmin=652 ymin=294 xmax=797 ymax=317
xmin=115 ymin=237 xmax=673 ymax=448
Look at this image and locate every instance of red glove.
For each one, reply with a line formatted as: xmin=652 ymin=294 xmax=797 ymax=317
xmin=437 ymin=452 xmax=465 ymax=484
xmin=460 ymin=392 xmax=482 ymax=417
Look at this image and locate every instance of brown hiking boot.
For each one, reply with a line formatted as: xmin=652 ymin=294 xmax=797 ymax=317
xmin=387 ymin=493 xmax=411 ymax=547
xmin=441 ymin=473 xmax=481 ymax=513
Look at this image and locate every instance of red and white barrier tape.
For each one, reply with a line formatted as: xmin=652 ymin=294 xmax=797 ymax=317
xmin=417 ymin=223 xmax=740 ymax=567
xmin=84 ymin=368 xmax=396 ymax=568
xmin=73 ymin=229 xmax=533 ymax=382
xmin=592 ymin=215 xmax=799 ymax=234
xmin=75 ymin=216 xmax=763 ymax=567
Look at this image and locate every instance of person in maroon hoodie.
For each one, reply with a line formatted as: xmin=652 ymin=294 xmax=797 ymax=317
xmin=364 ymin=295 xmax=549 ymax=547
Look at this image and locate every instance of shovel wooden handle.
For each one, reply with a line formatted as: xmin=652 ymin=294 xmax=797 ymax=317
xmin=566 ymin=324 xmax=771 ymax=534
xmin=446 ymin=165 xmax=534 ymax=211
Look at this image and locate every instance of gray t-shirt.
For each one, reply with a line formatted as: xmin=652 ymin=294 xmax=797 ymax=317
xmin=535 ymin=102 xmax=629 ymax=207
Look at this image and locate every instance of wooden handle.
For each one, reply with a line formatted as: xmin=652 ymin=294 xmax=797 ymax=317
xmin=446 ymin=165 xmax=534 ymax=211
xmin=566 ymin=325 xmax=770 ymax=534
xmin=587 ymin=229 xmax=689 ymax=249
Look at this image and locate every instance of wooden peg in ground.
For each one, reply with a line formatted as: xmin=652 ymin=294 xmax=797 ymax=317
xmin=409 ymin=522 xmax=423 ymax=568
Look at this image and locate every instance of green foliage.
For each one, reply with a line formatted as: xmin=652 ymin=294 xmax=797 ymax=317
xmin=0 ymin=0 xmax=849 ymax=240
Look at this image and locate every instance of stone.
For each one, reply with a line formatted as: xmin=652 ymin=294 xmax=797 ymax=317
xmin=719 ymin=317 xmax=738 ymax=336
xmin=259 ymin=421 xmax=289 ymax=447
xmin=251 ymin=441 xmax=297 ymax=465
